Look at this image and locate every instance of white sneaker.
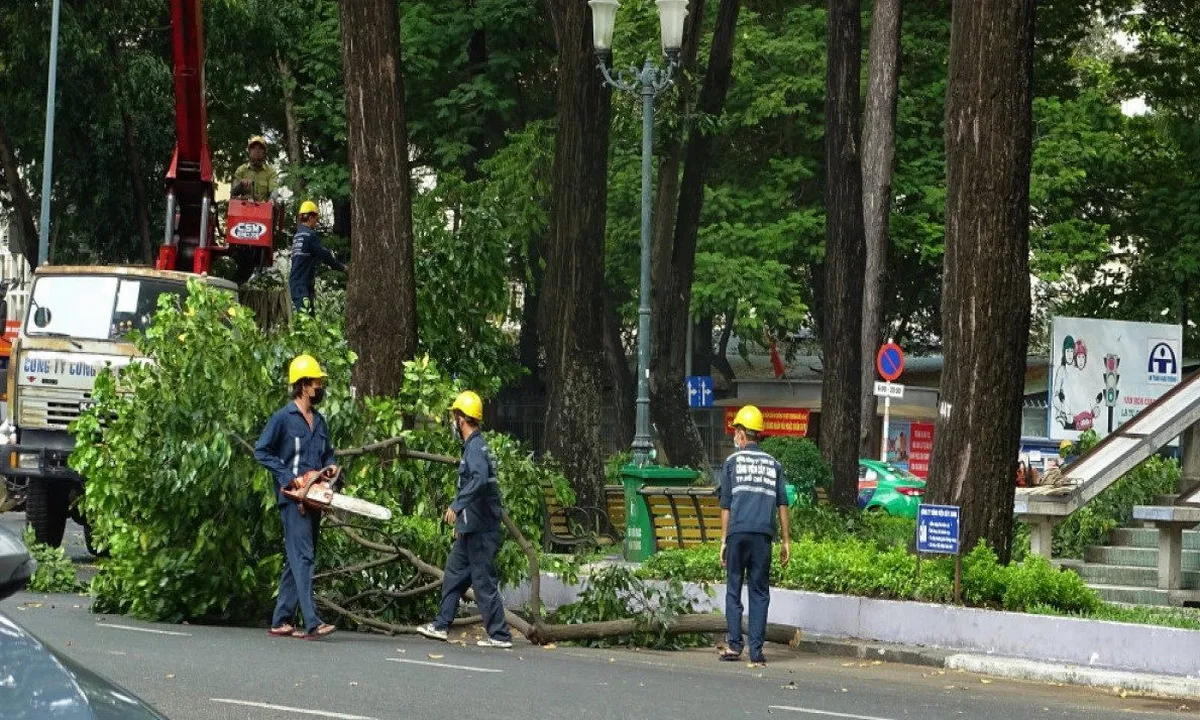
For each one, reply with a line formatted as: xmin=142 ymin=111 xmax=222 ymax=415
xmin=477 ymin=637 xmax=513 ymax=649
xmin=416 ymin=623 xmax=448 ymax=641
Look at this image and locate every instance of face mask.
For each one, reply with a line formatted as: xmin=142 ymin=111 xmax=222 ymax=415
xmin=311 ymin=386 xmax=327 ymax=406
xmin=450 ymin=415 xmax=464 ymax=442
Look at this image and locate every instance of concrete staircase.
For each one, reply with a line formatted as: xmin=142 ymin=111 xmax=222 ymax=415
xmin=1062 ymin=524 xmax=1200 ymax=606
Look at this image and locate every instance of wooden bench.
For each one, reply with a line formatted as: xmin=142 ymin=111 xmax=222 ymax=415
xmin=639 ymin=486 xmax=722 ymax=550
xmin=605 ymin=485 xmax=626 ymax=532
xmin=539 ymin=478 xmax=617 ymax=552
xmin=1132 ymin=505 xmax=1200 ymax=598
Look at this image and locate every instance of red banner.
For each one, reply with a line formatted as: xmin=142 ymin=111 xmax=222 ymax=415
xmin=724 ymin=407 xmax=810 ymax=438
xmin=908 ymin=421 xmax=935 ymax=478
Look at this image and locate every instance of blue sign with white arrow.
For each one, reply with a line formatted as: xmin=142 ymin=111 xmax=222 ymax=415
xmin=686 ymin=376 xmax=715 ymax=408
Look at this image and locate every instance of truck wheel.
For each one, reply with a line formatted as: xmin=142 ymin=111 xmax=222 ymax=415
xmin=26 ymin=481 xmax=68 ymax=547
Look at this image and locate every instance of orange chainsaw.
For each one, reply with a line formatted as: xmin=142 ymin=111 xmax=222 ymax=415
xmin=282 ymin=466 xmax=392 ymax=521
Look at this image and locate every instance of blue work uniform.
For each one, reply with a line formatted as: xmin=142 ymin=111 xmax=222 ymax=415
xmin=289 ymin=225 xmax=345 ymax=313
xmin=254 ymin=401 xmax=336 ymax=632
xmin=719 ymin=442 xmax=787 ymax=662
xmin=432 ymin=430 xmax=511 ymax=642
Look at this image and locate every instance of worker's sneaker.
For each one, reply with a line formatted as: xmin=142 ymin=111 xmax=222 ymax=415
xmin=477 ymin=637 xmax=513 ymax=649
xmin=416 ymin=623 xmax=448 ymax=641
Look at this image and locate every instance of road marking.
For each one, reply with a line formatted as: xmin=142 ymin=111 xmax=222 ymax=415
xmin=212 ymin=699 xmax=378 ymax=719
xmin=387 ymin=657 xmax=502 ymax=673
xmin=769 ymin=707 xmax=897 ymax=720
xmin=97 ymin=623 xmax=191 ymax=637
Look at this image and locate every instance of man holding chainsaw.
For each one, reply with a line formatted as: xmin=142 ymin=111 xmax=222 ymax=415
xmin=416 ymin=391 xmax=514 ymax=648
xmin=254 ymin=354 xmax=339 ymax=640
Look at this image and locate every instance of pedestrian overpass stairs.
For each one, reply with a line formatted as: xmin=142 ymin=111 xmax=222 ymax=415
xmin=1012 ymin=369 xmax=1200 ymax=606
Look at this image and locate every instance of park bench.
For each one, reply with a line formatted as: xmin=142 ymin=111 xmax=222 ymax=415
xmin=605 ymin=485 xmax=626 ymax=530
xmin=639 ymin=486 xmax=722 ymax=550
xmin=539 ymin=477 xmax=618 ymax=552
xmin=1131 ymin=504 xmax=1200 ymax=602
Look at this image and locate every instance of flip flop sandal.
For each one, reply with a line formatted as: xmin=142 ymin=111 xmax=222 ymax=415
xmin=268 ymin=624 xmax=295 ymax=637
xmin=294 ymin=624 xmax=338 ymax=640
xmin=717 ymin=648 xmax=742 ymax=662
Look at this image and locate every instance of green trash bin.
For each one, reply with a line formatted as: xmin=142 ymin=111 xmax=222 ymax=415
xmin=620 ymin=464 xmax=701 ymax=562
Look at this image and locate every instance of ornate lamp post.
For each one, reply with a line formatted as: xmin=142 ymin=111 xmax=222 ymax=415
xmin=588 ymin=0 xmax=688 ymax=467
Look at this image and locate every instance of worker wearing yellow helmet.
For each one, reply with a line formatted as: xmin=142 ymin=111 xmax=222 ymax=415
xmin=289 ymin=199 xmax=346 ymax=314
xmin=717 ymin=404 xmax=790 ymax=665
xmin=253 ymin=354 xmax=339 ymax=640
xmin=417 ymin=390 xmax=513 ymax=649
xmin=232 ymin=135 xmax=280 ymax=202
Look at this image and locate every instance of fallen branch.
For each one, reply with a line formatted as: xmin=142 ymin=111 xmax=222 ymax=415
xmin=526 ymin=614 xmax=802 ymax=646
xmin=231 ymin=432 xmax=457 ymax=466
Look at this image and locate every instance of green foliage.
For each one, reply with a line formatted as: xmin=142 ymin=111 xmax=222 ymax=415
xmin=605 ymin=451 xmax=633 ymax=485
xmin=760 ymin=437 xmax=831 ymax=505
xmin=22 ymin=527 xmax=80 ymax=594
xmin=788 ymin=503 xmax=915 ymax=551
xmin=551 ymin=566 xmax=711 ymax=650
xmin=70 ymin=282 xmax=564 ymax=624
xmin=643 ymin=537 xmax=1100 ymax=615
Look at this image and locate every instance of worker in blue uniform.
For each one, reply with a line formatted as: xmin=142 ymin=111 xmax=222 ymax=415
xmin=289 ymin=200 xmax=346 ymax=313
xmin=718 ymin=405 xmax=790 ymax=665
xmin=417 ymin=391 xmax=514 ymax=649
xmin=255 ymin=354 xmax=339 ymax=640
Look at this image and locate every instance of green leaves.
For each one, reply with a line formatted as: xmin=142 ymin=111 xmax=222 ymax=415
xmin=22 ymin=527 xmax=81 ymax=594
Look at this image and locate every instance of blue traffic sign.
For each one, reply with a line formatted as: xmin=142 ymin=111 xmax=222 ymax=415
xmin=917 ymin=504 xmax=960 ymax=555
xmin=686 ymin=376 xmax=714 ymax=408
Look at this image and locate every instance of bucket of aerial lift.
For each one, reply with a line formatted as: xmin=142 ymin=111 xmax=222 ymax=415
xmin=225 ymin=199 xmax=275 ymax=249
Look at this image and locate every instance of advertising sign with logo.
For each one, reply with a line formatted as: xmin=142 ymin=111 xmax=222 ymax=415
xmin=723 ymin=407 xmax=810 ymax=437
xmin=1048 ymin=317 xmax=1183 ymax=442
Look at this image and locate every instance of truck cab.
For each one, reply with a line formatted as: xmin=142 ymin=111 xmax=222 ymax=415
xmin=2 ymin=265 xmax=237 ymax=549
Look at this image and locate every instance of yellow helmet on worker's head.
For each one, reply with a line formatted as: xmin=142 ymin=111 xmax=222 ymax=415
xmin=288 ymin=354 xmax=327 ymax=385
xmin=450 ymin=391 xmax=484 ymax=422
xmin=298 ymin=200 xmax=319 ymax=217
xmin=247 ymin=135 xmax=267 ymax=149
xmin=731 ymin=405 xmax=764 ymax=433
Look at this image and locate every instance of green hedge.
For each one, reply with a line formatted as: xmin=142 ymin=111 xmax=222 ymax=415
xmin=760 ymin=437 xmax=831 ymax=504
xmin=641 ymin=539 xmax=1100 ymax=615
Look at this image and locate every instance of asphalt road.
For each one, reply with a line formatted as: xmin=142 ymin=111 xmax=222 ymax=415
xmin=4 ymin=509 xmax=1199 ymax=720
xmin=4 ymin=587 xmax=1198 ymax=720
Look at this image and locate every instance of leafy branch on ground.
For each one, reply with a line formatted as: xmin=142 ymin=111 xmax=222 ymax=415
xmin=22 ymin=527 xmax=80 ymax=594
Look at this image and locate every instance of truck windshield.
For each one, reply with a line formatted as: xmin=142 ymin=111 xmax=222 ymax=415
xmin=25 ymin=275 xmax=188 ymax=341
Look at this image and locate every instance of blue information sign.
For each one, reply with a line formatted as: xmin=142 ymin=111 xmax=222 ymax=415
xmin=917 ymin=504 xmax=960 ymax=555
xmin=686 ymin=376 xmax=715 ymax=408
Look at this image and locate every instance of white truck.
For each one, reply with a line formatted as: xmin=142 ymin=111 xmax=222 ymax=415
xmin=2 ymin=265 xmax=236 ymax=550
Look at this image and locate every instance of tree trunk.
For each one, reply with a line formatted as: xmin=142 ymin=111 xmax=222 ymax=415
xmin=277 ymin=54 xmax=305 ymax=188
xmin=518 ymin=232 xmax=544 ymax=390
xmin=693 ymin=313 xmax=713 ymax=378
xmin=821 ymin=0 xmax=867 ymax=510
xmin=0 ymin=121 xmax=40 ymax=266
xmin=713 ymin=308 xmax=736 ymax=383
xmin=120 ymin=110 xmax=154 ymax=265
xmin=527 ymin=613 xmax=801 ymax=645
xmin=540 ymin=0 xmax=612 ymax=510
xmin=858 ymin=0 xmax=903 ymax=458
xmin=925 ymin=0 xmax=1034 ymax=564
xmin=338 ymin=0 xmax=419 ymax=396
xmin=604 ymin=287 xmax=635 ymax=448
xmin=650 ymin=0 xmax=742 ymax=470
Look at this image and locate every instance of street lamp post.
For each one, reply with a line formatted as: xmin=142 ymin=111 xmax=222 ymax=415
xmin=37 ymin=0 xmax=62 ymax=267
xmin=588 ymin=0 xmax=688 ymax=468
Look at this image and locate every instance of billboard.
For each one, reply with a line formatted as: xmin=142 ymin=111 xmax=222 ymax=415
xmin=1048 ymin=316 xmax=1183 ymax=441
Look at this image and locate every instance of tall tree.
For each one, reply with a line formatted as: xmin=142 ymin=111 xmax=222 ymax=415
xmin=821 ymin=0 xmax=867 ymax=509
xmin=924 ymin=0 xmax=1035 ymax=562
xmin=338 ymin=0 xmax=419 ymax=395
xmin=858 ymin=0 xmax=903 ymax=458
xmin=540 ymin=0 xmax=612 ymax=510
xmin=650 ymin=0 xmax=744 ymax=469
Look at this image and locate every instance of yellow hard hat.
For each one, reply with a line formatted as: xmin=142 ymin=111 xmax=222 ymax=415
xmin=288 ymin=354 xmax=327 ymax=385
xmin=247 ymin=135 xmax=267 ymax=148
xmin=731 ymin=405 xmax=764 ymax=433
xmin=450 ymin=391 xmax=484 ymax=421
xmin=298 ymin=200 xmax=319 ymax=216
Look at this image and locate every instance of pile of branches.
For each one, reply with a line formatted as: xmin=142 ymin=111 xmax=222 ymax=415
xmin=313 ymin=440 xmax=803 ymax=647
